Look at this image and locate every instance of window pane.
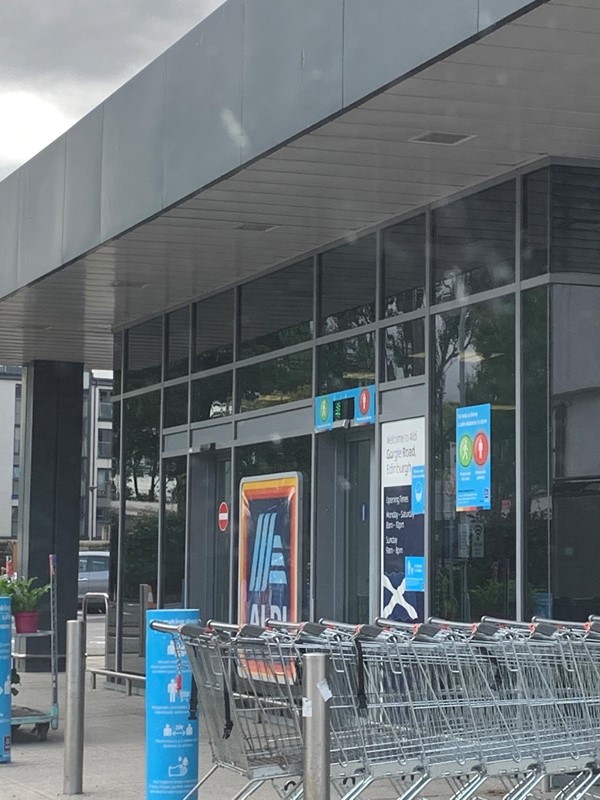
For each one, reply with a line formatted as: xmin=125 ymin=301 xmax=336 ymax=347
xmin=383 ymin=215 xmax=426 ymax=317
xmin=163 ymin=383 xmax=188 ymax=428
xmin=432 ymin=296 xmax=516 ymax=621
xmin=382 ymin=319 xmax=425 ymax=381
xmin=434 ymin=181 xmax=516 ymax=302
xmin=522 ymin=169 xmax=549 ymax=279
xmin=193 ymin=291 xmax=233 ymax=372
xmin=191 ymin=372 xmax=232 ymax=422
xmin=320 ymin=235 xmax=376 ymax=333
xmin=523 ymin=287 xmax=550 ymax=618
xmin=165 ymin=307 xmax=189 ymax=379
xmin=551 ymin=166 xmax=600 ymax=275
xmin=238 ymin=350 xmax=312 ymax=412
xmin=163 ymin=457 xmax=187 ymax=607
xmin=318 ymin=333 xmax=375 ymax=394
xmin=240 ymin=260 xmax=313 ymax=357
xmin=125 ymin=317 xmax=163 ymax=391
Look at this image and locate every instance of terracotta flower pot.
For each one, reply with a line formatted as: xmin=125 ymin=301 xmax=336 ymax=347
xmin=14 ymin=611 xmax=39 ymax=634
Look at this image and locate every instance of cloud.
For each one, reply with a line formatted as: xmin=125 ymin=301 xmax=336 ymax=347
xmin=0 ymin=0 xmax=225 ymax=178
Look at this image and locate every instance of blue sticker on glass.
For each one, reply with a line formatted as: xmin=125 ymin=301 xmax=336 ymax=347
xmin=411 ymin=465 xmax=425 ymax=515
xmin=456 ymin=403 xmax=491 ymax=511
xmin=404 ymin=557 xmax=426 ymax=592
xmin=0 ymin=597 xmax=11 ymax=764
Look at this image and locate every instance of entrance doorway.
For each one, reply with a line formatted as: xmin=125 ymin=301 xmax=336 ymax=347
xmin=344 ymin=437 xmax=371 ymax=623
xmin=315 ymin=429 xmax=374 ymax=623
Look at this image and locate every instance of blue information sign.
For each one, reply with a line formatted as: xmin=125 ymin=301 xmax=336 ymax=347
xmin=405 ymin=556 xmax=426 ymax=592
xmin=456 ymin=403 xmax=491 ymax=511
xmin=411 ymin=465 xmax=426 ymax=516
xmin=146 ymin=609 xmax=199 ymax=800
xmin=315 ymin=385 xmax=376 ymax=431
xmin=0 ymin=597 xmax=11 ymax=764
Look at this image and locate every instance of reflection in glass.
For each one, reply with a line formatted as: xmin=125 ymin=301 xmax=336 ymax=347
xmin=113 ymin=333 xmax=123 ymax=396
xmin=318 ymin=333 xmax=375 ymax=394
xmin=193 ymin=291 xmax=233 ymax=372
xmin=240 ymin=260 xmax=313 ymax=357
xmin=551 ymin=166 xmax=600 ymax=274
xmin=121 ymin=392 xmax=159 ymax=673
xmin=238 ymin=350 xmax=312 ymax=412
xmin=383 ymin=319 xmax=425 ymax=381
xmin=523 ymin=287 xmax=550 ymax=618
xmin=125 ymin=317 xmax=163 ymax=391
xmin=163 ymin=383 xmax=188 ymax=429
xmin=191 ymin=372 xmax=232 ymax=422
xmin=550 ymin=285 xmax=600 ymax=619
xmin=163 ymin=457 xmax=187 ymax=607
xmin=320 ymin=235 xmax=376 ymax=333
xmin=433 ymin=297 xmax=515 ymax=620
xmin=383 ymin=215 xmax=426 ymax=317
xmin=434 ymin=181 xmax=515 ymax=302
xmin=165 ymin=307 xmax=189 ymax=379
xmin=522 ymin=169 xmax=549 ymax=280
xmin=236 ymin=436 xmax=311 ymax=619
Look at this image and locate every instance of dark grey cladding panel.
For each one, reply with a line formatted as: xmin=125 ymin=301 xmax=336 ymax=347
xmin=191 ymin=422 xmax=233 ymax=451
xmin=380 ymin=384 xmax=426 ymax=423
xmin=163 ymin=430 xmax=189 ymax=454
xmin=343 ymin=0 xmax=479 ymax=106
xmin=18 ymin=136 xmax=66 ymax=286
xmin=0 ymin=169 xmax=20 ymax=297
xmin=100 ymin=57 xmax=167 ymax=242
xmin=164 ymin=0 xmax=244 ymax=208
xmin=63 ymin=107 xmax=103 ymax=264
xmin=235 ymin=405 xmax=313 ymax=445
xmin=241 ymin=0 xmax=344 ymax=162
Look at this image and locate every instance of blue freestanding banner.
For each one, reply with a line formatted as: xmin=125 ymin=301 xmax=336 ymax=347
xmin=0 ymin=597 xmax=11 ymax=763
xmin=146 ymin=609 xmax=199 ymax=799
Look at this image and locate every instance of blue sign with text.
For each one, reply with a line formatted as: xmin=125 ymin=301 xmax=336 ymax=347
xmin=411 ymin=465 xmax=426 ymax=516
xmin=315 ymin=385 xmax=376 ymax=431
xmin=456 ymin=404 xmax=491 ymax=511
xmin=405 ymin=557 xmax=426 ymax=592
xmin=146 ymin=609 xmax=199 ymax=800
xmin=0 ymin=597 xmax=10 ymax=763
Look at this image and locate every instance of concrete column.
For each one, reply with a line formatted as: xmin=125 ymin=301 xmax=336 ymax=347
xmin=19 ymin=361 xmax=83 ymax=671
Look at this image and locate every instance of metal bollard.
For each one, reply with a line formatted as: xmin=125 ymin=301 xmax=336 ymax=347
xmin=302 ymin=652 xmax=330 ymax=800
xmin=64 ymin=619 xmax=85 ymax=795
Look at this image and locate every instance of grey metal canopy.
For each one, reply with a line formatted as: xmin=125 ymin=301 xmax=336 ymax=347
xmin=0 ymin=0 xmax=591 ymax=367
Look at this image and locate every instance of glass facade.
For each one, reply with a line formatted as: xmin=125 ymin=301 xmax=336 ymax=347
xmin=110 ymin=163 xmax=600 ymax=673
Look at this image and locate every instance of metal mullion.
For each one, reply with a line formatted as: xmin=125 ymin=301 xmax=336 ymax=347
xmin=156 ymin=317 xmax=166 ymax=610
xmin=309 ymin=254 xmax=318 ymax=620
xmin=115 ymin=383 xmax=126 ymax=672
xmin=315 ymin=321 xmax=378 ymax=347
xmin=432 ymin=282 xmax=516 ymax=316
xmin=373 ymin=229 xmax=382 ymax=622
xmin=515 ymin=175 xmax=524 ymax=621
xmin=379 ymin=307 xmax=427 ymax=328
xmin=235 ymin=339 xmax=314 ymax=369
xmin=425 ymin=207 xmax=433 ymax=621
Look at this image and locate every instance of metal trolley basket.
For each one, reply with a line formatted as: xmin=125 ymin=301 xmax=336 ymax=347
xmin=152 ymin=615 xmax=600 ymax=800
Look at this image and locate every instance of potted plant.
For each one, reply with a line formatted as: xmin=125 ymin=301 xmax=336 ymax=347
xmin=0 ymin=577 xmax=50 ymax=633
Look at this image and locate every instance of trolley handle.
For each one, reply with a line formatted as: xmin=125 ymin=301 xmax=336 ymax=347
xmin=265 ymin=619 xmax=326 ymax=637
xmin=149 ymin=621 xmax=181 ymax=634
xmin=480 ymin=616 xmax=532 ymax=630
xmin=532 ymin=616 xmax=588 ymax=630
xmin=206 ymin=620 xmax=240 ymax=635
xmin=428 ymin=617 xmax=475 ymax=631
xmin=374 ymin=617 xmax=416 ymax=632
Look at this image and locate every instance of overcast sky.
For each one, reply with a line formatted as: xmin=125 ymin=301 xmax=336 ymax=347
xmin=0 ymin=0 xmax=225 ymax=180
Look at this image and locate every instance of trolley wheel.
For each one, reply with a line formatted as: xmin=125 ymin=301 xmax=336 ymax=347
xmin=34 ymin=723 xmax=49 ymax=741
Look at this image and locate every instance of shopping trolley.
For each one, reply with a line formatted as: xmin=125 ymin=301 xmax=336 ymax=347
xmin=151 ymin=615 xmax=600 ymax=800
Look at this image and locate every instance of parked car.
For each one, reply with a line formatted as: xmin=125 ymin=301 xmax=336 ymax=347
xmin=78 ymin=551 xmax=109 ymax=611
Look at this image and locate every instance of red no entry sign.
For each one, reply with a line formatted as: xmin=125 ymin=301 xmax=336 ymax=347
xmin=218 ymin=502 xmax=229 ymax=532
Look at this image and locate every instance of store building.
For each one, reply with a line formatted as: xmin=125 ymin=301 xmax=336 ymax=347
xmin=0 ymin=0 xmax=600 ymax=673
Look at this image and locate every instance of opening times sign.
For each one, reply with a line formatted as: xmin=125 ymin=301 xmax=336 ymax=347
xmin=381 ymin=418 xmax=426 ymax=623
xmin=456 ymin=404 xmax=491 ymax=512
